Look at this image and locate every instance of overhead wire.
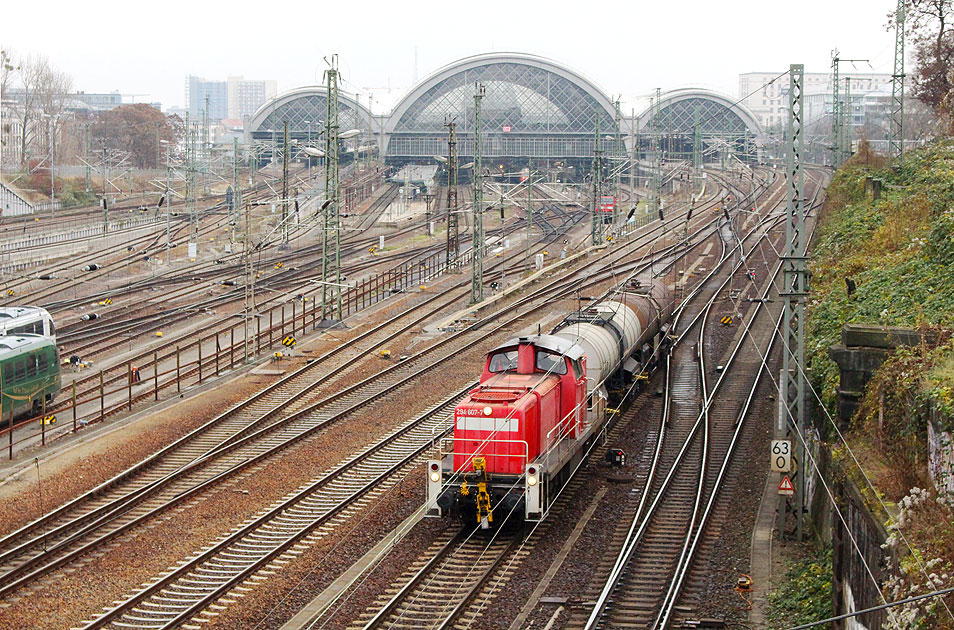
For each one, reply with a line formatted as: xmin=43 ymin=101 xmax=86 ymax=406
xmin=251 ymin=80 xmax=805 ymax=625
xmin=309 ymin=185 xmax=695 ymax=626
xmin=724 ymin=168 xmax=954 ymax=621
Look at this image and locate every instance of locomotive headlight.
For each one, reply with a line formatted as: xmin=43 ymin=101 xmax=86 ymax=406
xmin=527 ymin=465 xmax=539 ymax=486
xmin=483 ymin=406 xmax=492 ymax=416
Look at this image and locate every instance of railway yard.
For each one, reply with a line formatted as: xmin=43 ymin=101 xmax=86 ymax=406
xmin=0 ymin=153 xmax=834 ymax=630
xmin=11 ymin=0 xmax=954 ymax=623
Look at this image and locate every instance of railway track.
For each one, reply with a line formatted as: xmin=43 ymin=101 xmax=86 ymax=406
xmin=352 ymin=530 xmax=521 ymax=630
xmin=46 ymin=200 xmax=578 ymax=422
xmin=570 ymin=167 xmax=827 ymax=630
xmin=75 ymin=386 xmax=470 ymax=630
xmin=316 ymin=171 xmax=780 ymax=630
xmin=0 ymin=168 xmax=774 ymax=628
xmin=0 ymin=163 xmax=366 ymax=312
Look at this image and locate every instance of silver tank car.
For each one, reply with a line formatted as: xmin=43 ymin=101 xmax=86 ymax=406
xmin=550 ymin=278 xmax=673 ymax=421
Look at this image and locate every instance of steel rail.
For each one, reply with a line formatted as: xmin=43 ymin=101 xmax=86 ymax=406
xmin=583 ymin=166 xmax=826 ymax=629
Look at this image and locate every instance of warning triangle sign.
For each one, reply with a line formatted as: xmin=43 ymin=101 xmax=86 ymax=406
xmin=778 ymin=476 xmax=795 ymax=496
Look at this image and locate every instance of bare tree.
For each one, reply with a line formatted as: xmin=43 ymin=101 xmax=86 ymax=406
xmin=895 ymin=0 xmax=954 ymax=116
xmin=0 ymin=49 xmax=18 ymax=165
xmin=0 ymin=49 xmax=16 ymax=99
xmin=36 ymin=60 xmax=73 ymax=165
xmin=8 ymin=54 xmax=73 ymax=167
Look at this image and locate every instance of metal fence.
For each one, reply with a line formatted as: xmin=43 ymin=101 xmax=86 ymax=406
xmin=0 ymin=245 xmax=463 ymax=459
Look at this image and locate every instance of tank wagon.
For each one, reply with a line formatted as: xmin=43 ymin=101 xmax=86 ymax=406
xmin=427 ymin=278 xmax=673 ymax=527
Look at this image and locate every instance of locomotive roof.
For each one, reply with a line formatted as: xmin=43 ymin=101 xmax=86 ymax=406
xmin=490 ymin=334 xmax=585 ymax=361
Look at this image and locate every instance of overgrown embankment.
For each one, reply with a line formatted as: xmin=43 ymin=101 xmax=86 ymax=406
xmin=803 ymin=140 xmax=954 ymax=628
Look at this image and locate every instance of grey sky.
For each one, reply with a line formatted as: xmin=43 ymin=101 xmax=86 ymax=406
xmin=3 ymin=0 xmax=900 ymax=112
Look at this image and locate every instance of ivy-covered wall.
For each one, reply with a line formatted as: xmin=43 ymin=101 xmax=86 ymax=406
xmin=809 ymin=141 xmax=954 ymax=629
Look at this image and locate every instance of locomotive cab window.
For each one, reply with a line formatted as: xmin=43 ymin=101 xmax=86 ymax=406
xmin=48 ymin=320 xmax=55 ymax=337
xmin=488 ymin=351 xmax=518 ymax=373
xmin=2 ymin=363 xmax=11 ymax=382
xmin=14 ymin=360 xmax=25 ymax=381
xmin=38 ymin=353 xmax=48 ymax=372
xmin=570 ymin=358 xmax=583 ymax=380
xmin=26 ymin=355 xmax=37 ymax=378
xmin=535 ymin=350 xmax=567 ymax=375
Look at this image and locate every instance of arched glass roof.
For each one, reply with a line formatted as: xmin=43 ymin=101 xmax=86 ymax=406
xmin=639 ymin=90 xmax=761 ymax=137
xmin=247 ymin=86 xmax=372 ymax=139
xmin=385 ymin=53 xmax=618 ymax=160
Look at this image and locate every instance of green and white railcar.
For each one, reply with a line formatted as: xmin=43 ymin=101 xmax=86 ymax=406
xmin=0 ymin=334 xmax=61 ymax=421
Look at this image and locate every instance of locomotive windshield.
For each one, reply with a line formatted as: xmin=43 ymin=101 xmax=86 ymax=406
xmin=535 ymin=350 xmax=567 ymax=374
xmin=488 ymin=350 xmax=518 ymax=372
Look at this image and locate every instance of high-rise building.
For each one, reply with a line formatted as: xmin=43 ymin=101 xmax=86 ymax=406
xmin=185 ymin=76 xmax=228 ymax=121
xmin=227 ymin=76 xmax=277 ymax=120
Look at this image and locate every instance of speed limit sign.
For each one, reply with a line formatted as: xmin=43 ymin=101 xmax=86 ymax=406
xmin=771 ymin=440 xmax=792 ymax=472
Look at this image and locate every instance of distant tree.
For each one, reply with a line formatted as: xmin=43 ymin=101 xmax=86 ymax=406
xmin=0 ymin=49 xmax=16 ymax=99
xmin=5 ymin=53 xmax=73 ymax=167
xmin=92 ymin=104 xmax=181 ymax=169
xmin=897 ymin=1 xmax=954 ymax=119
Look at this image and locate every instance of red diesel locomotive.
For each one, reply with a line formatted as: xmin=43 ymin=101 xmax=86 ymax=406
xmin=427 ymin=278 xmax=673 ymax=527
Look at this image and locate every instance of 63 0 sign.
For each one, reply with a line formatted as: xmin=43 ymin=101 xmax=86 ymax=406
xmin=771 ymin=439 xmax=792 ymax=473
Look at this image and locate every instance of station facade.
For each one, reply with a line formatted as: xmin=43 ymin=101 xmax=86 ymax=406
xmin=245 ymin=53 xmax=763 ymax=170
